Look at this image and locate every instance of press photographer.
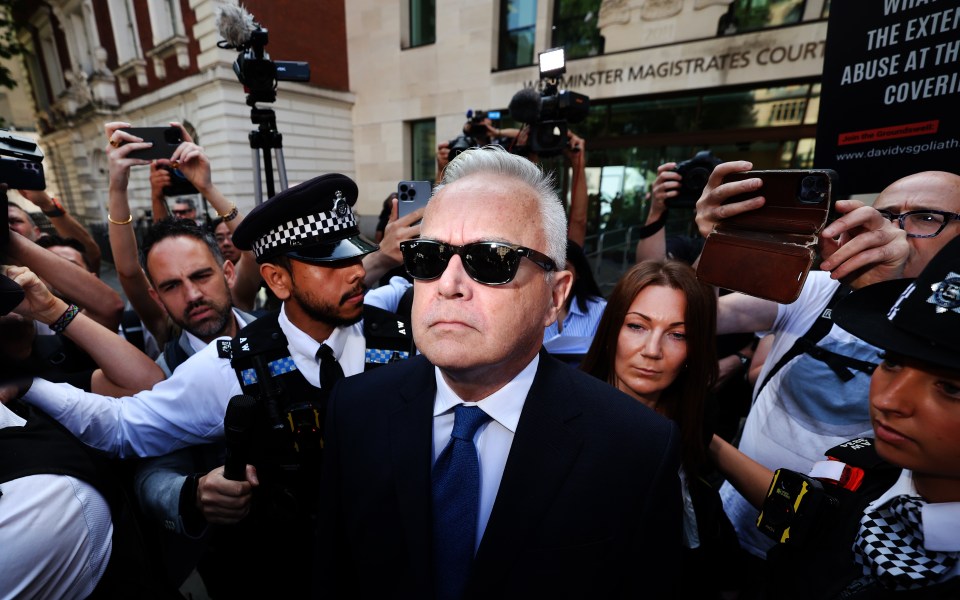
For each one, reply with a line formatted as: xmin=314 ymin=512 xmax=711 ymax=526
xmin=446 ymin=109 xmax=520 ymax=160
xmin=635 ymin=151 xmax=725 ymax=265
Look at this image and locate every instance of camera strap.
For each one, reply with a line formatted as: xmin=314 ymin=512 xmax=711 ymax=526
xmin=755 ymin=284 xmax=854 ymax=397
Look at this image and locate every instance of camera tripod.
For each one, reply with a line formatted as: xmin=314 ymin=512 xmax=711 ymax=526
xmin=248 ymin=106 xmax=289 ymax=205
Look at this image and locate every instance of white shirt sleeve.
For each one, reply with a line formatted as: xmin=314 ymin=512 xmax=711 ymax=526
xmin=363 ymin=276 xmax=412 ymax=312
xmin=22 ymin=340 xmax=240 ymax=458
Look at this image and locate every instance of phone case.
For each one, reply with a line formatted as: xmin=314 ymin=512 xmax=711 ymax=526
xmin=123 ymin=127 xmax=183 ymax=160
xmin=397 ymin=181 xmax=432 ymax=220
xmin=696 ymin=170 xmax=836 ymax=304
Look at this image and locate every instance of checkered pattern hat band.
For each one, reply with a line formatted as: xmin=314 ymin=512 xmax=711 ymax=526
xmin=251 ymin=204 xmax=358 ymax=258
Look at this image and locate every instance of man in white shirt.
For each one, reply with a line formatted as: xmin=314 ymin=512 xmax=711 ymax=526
xmin=695 ymin=165 xmax=960 ymax=558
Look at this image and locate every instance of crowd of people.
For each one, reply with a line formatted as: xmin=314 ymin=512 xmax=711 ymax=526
xmin=1 ymin=117 xmax=958 ymax=600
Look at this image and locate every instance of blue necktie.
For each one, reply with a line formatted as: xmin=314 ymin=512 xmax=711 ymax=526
xmin=432 ymin=404 xmax=491 ymax=600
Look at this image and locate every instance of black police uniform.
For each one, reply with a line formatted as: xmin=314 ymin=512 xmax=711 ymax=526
xmin=763 ymin=439 xmax=960 ymax=599
xmin=193 ymin=173 xmax=411 ymax=598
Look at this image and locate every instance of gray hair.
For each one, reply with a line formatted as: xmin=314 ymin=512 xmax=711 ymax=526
xmin=172 ymin=197 xmax=197 ymax=209
xmin=435 ymin=145 xmax=567 ymax=269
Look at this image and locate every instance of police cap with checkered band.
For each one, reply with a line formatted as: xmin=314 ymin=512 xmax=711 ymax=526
xmin=833 ymin=235 xmax=960 ymax=372
xmin=233 ymin=173 xmax=378 ymax=263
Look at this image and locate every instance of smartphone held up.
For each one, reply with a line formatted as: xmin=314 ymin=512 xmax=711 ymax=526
xmin=120 ymin=126 xmax=185 ymax=161
xmin=696 ymin=169 xmax=837 ymax=304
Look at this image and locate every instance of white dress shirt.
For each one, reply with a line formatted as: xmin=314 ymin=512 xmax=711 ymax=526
xmin=432 ymin=354 xmax=538 ymax=550
xmin=0 ymin=404 xmax=113 ymax=600
xmin=866 ymin=469 xmax=960 ymax=574
xmin=22 ymin=304 xmax=366 ymax=458
xmin=183 ymin=308 xmax=254 ymax=355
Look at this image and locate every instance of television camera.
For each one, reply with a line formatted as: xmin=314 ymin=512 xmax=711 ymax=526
xmin=508 ymin=48 xmax=589 ymax=158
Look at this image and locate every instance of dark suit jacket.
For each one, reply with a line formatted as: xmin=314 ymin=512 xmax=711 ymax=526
xmin=316 ymin=351 xmax=682 ymax=599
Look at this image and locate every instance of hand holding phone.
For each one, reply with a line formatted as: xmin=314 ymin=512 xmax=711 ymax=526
xmin=397 ymin=181 xmax=432 ymax=222
xmin=696 ymin=169 xmax=837 ymax=303
xmin=120 ymin=126 xmax=185 ymax=160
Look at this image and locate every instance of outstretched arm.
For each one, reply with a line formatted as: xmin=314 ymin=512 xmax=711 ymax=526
xmin=149 ymin=162 xmax=171 ymax=221
xmin=709 ymin=434 xmax=773 ymax=509
xmin=5 ymin=264 xmax=163 ymax=396
xmin=565 ymin=131 xmax=587 ymax=246
xmin=166 ymin=128 xmax=260 ymax=310
xmin=17 ymin=189 xmax=102 ymax=275
xmin=5 ymin=231 xmax=123 ymax=331
xmin=362 ymin=197 xmax=423 ymax=288
xmin=104 ymin=121 xmax=171 ymax=343
xmin=635 ymin=162 xmax=677 ymax=263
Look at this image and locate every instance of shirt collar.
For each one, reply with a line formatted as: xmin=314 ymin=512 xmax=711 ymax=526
xmin=183 ymin=308 xmax=254 ymax=354
xmin=432 ymin=354 xmax=539 ymax=434
xmin=567 ymin=298 xmax=587 ymax=317
xmin=869 ymin=469 xmax=960 ymax=552
xmin=277 ymin=303 xmax=361 ymax=370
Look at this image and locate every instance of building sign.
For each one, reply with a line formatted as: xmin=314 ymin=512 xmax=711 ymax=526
xmin=490 ymin=22 xmax=827 ymax=101
xmin=815 ymin=2 xmax=960 ymax=195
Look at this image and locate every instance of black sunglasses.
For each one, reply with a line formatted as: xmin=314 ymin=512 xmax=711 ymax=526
xmin=400 ymin=239 xmax=557 ymax=285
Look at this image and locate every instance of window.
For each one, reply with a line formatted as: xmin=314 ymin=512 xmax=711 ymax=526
xmin=146 ymin=0 xmax=189 ymax=78
xmin=408 ymin=0 xmax=435 ymax=48
xmin=36 ymin=20 xmax=66 ymax=99
xmin=147 ymin=0 xmax=185 ymax=44
xmin=107 ymin=0 xmax=142 ymax=65
xmin=720 ymin=0 xmax=807 ymax=35
xmin=410 ymin=119 xmax=436 ymax=181
xmin=498 ymin=0 xmax=537 ymax=69
xmin=551 ymin=0 xmax=603 ymax=59
xmin=565 ymin=83 xmax=820 ymax=241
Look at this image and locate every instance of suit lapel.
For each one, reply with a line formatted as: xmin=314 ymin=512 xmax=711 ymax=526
xmin=472 ymin=353 xmax=584 ymax=581
xmin=388 ymin=356 xmax=437 ymax=582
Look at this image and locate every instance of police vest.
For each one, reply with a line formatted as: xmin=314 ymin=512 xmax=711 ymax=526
xmin=765 ymin=439 xmax=960 ymax=599
xmin=220 ymin=304 xmax=413 ymax=518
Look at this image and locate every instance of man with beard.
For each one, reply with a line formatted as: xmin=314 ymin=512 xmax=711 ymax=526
xmin=15 ymin=173 xmax=416 ymax=597
xmin=139 ymin=218 xmax=256 ymax=376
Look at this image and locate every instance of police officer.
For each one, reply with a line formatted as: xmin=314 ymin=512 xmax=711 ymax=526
xmin=18 ymin=173 xmax=414 ymax=597
xmin=712 ymin=236 xmax=960 ymax=598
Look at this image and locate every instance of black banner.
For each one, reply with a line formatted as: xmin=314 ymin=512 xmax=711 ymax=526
xmin=814 ymin=1 xmax=960 ymax=196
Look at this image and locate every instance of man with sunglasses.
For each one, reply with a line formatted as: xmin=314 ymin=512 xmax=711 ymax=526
xmin=170 ymin=197 xmax=200 ymax=223
xmin=317 ymin=147 xmax=682 ymax=598
xmin=693 ymin=166 xmax=960 ymax=565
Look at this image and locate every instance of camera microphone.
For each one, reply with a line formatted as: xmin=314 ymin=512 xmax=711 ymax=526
xmin=216 ymin=4 xmax=257 ymax=49
xmin=223 ymin=394 xmax=258 ymax=481
xmin=508 ymin=88 xmax=542 ymax=124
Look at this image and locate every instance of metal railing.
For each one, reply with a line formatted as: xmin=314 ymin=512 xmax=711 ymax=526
xmin=583 ymin=224 xmax=641 ymax=294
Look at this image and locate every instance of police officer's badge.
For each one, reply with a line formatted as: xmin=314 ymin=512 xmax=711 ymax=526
xmin=334 ymin=190 xmax=348 ymax=217
xmin=927 ymin=271 xmax=960 ymax=315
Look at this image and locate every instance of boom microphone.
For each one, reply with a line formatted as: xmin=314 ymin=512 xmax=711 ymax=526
xmin=508 ymin=87 xmax=542 ymax=124
xmin=216 ymin=3 xmax=257 ymax=49
xmin=223 ymin=394 xmax=258 ymax=481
